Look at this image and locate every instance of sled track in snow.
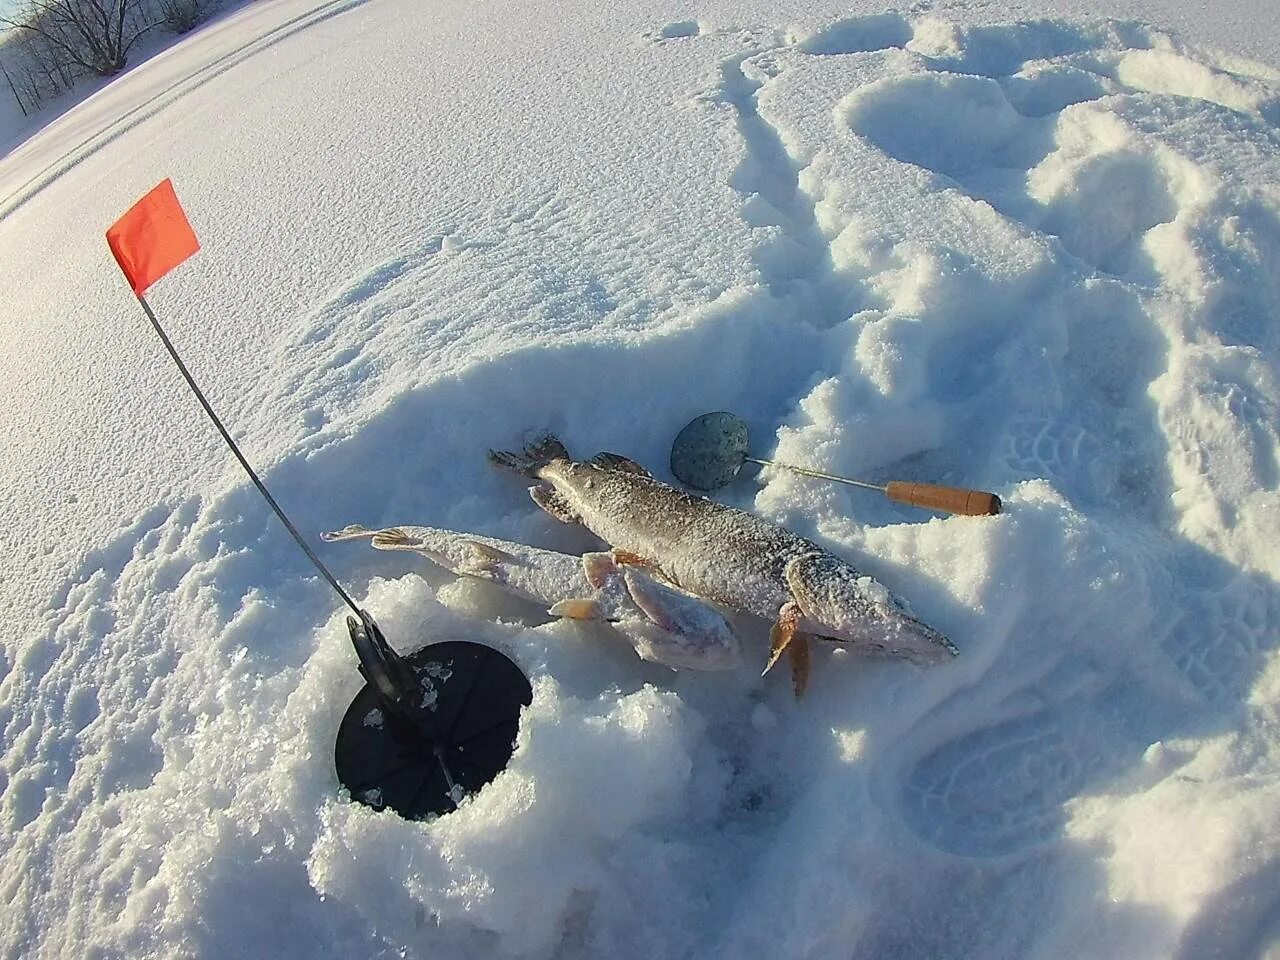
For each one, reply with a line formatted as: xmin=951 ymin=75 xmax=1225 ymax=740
xmin=0 ymin=0 xmax=372 ymax=222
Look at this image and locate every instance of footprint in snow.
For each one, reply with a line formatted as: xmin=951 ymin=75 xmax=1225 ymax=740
xmin=649 ymin=20 xmax=701 ymax=42
xmin=896 ymin=571 xmax=1279 ymax=857
xmin=794 ymin=12 xmax=912 ymax=56
xmin=899 ymin=708 xmax=1103 ymax=857
xmin=1159 ymin=576 xmax=1280 ymax=706
xmin=842 ymin=70 xmax=1184 ymax=278
xmin=837 ymin=33 xmax=1277 ymax=281
xmin=999 ymin=415 xmax=1119 ymax=506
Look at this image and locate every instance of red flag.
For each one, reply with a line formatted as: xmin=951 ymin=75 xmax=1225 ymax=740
xmin=106 ymin=179 xmax=200 ymax=296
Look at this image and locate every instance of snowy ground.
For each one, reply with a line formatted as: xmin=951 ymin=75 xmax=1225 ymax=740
xmin=2 ymin=0 xmax=1280 ymax=957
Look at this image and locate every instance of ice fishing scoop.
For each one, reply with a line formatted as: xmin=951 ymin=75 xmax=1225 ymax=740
xmin=670 ymin=411 xmax=1001 ymax=516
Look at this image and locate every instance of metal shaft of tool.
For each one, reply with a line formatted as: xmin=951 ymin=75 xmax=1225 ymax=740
xmin=744 ymin=456 xmax=888 ymax=492
xmin=138 ymin=295 xmax=362 ymax=616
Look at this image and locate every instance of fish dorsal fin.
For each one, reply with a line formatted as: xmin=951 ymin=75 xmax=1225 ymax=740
xmin=589 ymin=452 xmax=653 ymax=478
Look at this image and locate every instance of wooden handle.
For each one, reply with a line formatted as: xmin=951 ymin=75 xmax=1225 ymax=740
xmin=885 ymin=481 xmax=1001 ymax=516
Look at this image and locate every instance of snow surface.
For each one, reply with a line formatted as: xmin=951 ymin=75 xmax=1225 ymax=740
xmin=2 ymin=0 xmax=1280 ymax=957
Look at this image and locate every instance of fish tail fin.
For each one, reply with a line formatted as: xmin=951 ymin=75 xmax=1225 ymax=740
xmin=488 ymin=433 xmax=571 ymax=477
xmin=369 ymin=528 xmax=423 ymax=551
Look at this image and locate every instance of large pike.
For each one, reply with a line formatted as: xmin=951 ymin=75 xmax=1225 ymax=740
xmin=489 ymin=436 xmax=956 ymax=694
xmin=321 ymin=524 xmax=740 ymax=671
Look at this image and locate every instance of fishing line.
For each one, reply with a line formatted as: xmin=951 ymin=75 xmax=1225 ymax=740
xmin=137 ymin=296 xmax=362 ymax=616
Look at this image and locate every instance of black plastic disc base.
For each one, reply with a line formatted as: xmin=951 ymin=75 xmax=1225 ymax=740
xmin=335 ymin=640 xmax=533 ymax=819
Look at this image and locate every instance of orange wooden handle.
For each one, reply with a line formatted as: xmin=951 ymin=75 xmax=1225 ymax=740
xmin=885 ymin=481 xmax=1002 ymax=516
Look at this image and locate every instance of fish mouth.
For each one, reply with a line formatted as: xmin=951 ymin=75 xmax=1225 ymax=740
xmin=855 ymin=615 xmax=958 ymax=663
xmin=801 ymin=613 xmax=957 ymax=663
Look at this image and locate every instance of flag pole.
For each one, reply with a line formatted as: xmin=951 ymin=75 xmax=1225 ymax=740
xmin=136 ymin=294 xmax=362 ymax=616
xmin=109 ymin=180 xmax=535 ymax=820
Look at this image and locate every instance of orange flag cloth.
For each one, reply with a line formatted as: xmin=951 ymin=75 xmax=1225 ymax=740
xmin=106 ymin=179 xmax=200 ymax=296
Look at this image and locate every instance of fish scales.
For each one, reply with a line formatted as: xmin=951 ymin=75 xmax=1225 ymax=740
xmin=387 ymin=525 xmax=588 ymax=606
xmin=493 ymin=437 xmax=957 ymax=667
xmin=488 ymin=435 xmax=962 ymax=670
xmin=539 ymin=460 xmax=824 ymax=618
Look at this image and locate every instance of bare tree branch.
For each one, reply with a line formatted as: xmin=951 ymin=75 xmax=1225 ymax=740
xmin=0 ymin=0 xmax=156 ymax=76
xmin=0 ymin=58 xmax=30 ymax=117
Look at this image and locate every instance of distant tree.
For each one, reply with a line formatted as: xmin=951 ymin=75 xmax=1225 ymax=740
xmin=0 ymin=0 xmax=221 ymax=117
xmin=0 ymin=0 xmax=156 ymax=77
xmin=156 ymin=0 xmax=203 ymax=34
xmin=0 ymin=24 xmax=78 ymax=114
xmin=0 ymin=57 xmax=27 ymax=116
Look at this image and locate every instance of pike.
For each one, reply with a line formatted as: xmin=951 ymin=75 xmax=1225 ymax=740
xmin=321 ymin=524 xmax=742 ymax=672
xmin=489 ymin=436 xmax=957 ymax=695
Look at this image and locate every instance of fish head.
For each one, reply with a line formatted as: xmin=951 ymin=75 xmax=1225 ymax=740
xmin=615 ymin=566 xmax=741 ymax=671
xmin=578 ymin=553 xmax=740 ymax=670
xmin=581 ymin=551 xmax=634 ymax=607
xmin=784 ymin=553 xmax=958 ymax=663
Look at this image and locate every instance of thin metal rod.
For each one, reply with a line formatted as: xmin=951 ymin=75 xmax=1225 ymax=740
xmin=137 ymin=295 xmax=362 ymax=616
xmin=744 ymin=456 xmax=888 ymax=492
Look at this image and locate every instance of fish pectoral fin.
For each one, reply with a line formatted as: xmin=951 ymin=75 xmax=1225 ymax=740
xmin=549 ymin=598 xmax=604 ymax=620
xmin=582 ymin=552 xmax=618 ymax=589
xmin=457 ymin=541 xmax=519 ymax=578
xmin=589 ymin=452 xmax=653 ymax=478
xmin=789 ymin=634 xmax=811 ymax=700
xmin=610 ymin=548 xmax=655 ymax=570
xmin=456 ymin=557 xmax=502 ymax=579
xmin=529 ymin=485 xmax=582 ymax=524
xmin=762 ymin=601 xmax=802 ymax=677
xmin=621 ymin=569 xmax=677 ymax=631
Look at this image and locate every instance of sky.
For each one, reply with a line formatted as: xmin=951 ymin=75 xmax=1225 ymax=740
xmin=1 ymin=1 xmax=1279 ymax=958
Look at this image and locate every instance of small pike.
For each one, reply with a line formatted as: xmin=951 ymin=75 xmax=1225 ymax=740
xmin=321 ymin=524 xmax=741 ymax=671
xmin=489 ymin=436 xmax=956 ymax=696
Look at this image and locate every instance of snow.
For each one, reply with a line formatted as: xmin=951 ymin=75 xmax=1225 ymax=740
xmin=2 ymin=0 xmax=1280 ymax=957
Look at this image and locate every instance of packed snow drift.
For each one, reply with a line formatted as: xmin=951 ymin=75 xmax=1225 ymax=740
xmin=1 ymin=1 xmax=1279 ymax=958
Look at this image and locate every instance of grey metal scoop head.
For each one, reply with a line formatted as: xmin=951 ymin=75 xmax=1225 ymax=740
xmin=670 ymin=411 xmax=751 ymax=491
xmin=670 ymin=410 xmax=1003 ymax=513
